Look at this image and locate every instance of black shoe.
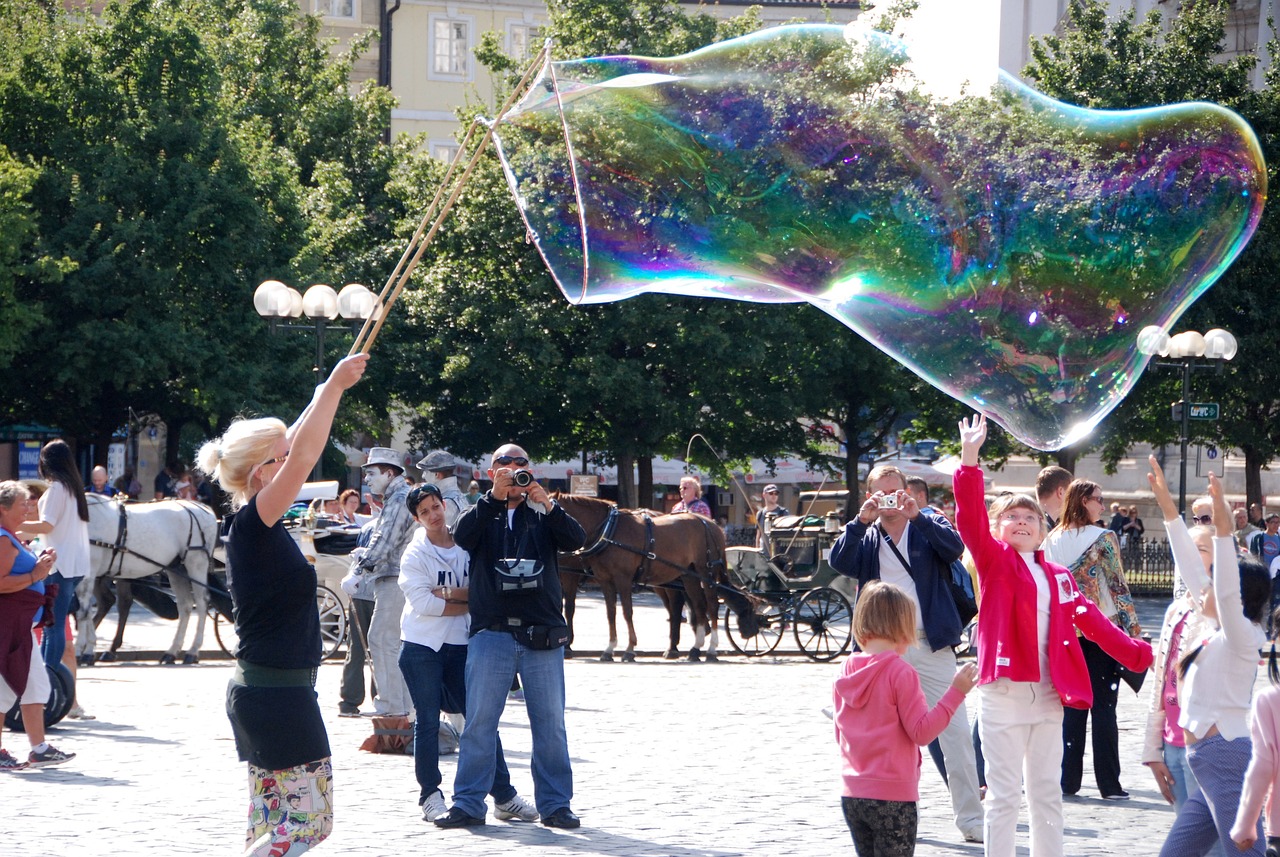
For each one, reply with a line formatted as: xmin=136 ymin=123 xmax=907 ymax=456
xmin=1101 ymin=790 xmax=1130 ymax=801
xmin=541 ymin=807 xmax=580 ymax=829
xmin=434 ymin=807 xmax=485 ymax=828
xmin=338 ymin=706 xmax=361 ymax=718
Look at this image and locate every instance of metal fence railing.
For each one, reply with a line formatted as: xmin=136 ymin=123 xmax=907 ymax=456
xmin=1119 ymin=539 xmax=1176 ymax=596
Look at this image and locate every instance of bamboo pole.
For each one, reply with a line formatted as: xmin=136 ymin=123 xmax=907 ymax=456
xmin=348 ymin=44 xmax=551 ymax=357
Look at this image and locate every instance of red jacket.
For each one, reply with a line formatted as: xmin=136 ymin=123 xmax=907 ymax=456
xmin=953 ymin=465 xmax=1153 ymax=709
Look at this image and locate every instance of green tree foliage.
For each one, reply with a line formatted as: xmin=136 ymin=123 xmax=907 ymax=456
xmin=0 ymin=0 xmax=406 ymax=463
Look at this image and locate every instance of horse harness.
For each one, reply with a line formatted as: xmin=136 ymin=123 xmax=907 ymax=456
xmin=567 ymin=507 xmax=726 ymax=591
xmin=89 ymin=499 xmax=214 ymax=585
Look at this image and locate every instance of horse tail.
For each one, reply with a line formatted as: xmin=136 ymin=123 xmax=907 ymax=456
xmin=700 ymin=518 xmax=760 ymax=637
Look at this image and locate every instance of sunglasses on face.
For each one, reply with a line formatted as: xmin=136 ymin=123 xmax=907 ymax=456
xmin=1192 ymin=514 xmax=1213 ymax=525
xmin=494 ymin=456 xmax=529 ymax=467
xmin=262 ymin=453 xmax=289 ymax=467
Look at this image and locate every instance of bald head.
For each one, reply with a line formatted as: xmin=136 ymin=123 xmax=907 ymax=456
xmin=490 ymin=443 xmax=529 ymax=468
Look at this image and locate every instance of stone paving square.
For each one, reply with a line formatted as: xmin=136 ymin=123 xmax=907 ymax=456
xmin=7 ymin=593 xmax=1230 ymax=855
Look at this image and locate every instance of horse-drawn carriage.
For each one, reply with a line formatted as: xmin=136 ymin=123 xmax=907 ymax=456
xmin=83 ymin=482 xmax=355 ymax=663
xmin=722 ymin=510 xmax=857 ymax=662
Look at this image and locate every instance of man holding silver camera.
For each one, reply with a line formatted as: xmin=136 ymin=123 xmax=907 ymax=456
xmin=829 ymin=464 xmax=984 ymax=844
xmin=435 ymin=444 xmax=586 ymax=830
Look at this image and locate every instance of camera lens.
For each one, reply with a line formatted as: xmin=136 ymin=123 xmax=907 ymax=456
xmin=513 ymin=470 xmax=533 ymax=487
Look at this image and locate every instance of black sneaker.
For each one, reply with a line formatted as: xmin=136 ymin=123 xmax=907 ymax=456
xmin=433 ymin=807 xmax=485 ymax=828
xmin=28 ymin=745 xmax=75 ymax=767
xmin=1101 ymin=790 xmax=1130 ymax=801
xmin=541 ymin=807 xmax=581 ymax=829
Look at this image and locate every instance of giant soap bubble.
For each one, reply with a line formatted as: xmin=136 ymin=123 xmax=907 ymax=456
xmin=490 ymin=24 xmax=1265 ymax=449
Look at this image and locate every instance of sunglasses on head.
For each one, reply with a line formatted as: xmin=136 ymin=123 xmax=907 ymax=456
xmin=494 ymin=455 xmax=529 ymax=467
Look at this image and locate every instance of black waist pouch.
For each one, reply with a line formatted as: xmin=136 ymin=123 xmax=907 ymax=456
xmin=519 ymin=624 xmax=570 ymax=650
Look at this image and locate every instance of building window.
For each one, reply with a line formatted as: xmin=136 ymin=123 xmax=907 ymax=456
xmin=314 ymin=0 xmax=354 ymax=19
xmin=431 ymin=142 xmax=460 ymax=164
xmin=509 ymin=23 xmax=543 ymax=61
xmin=433 ymin=19 xmax=469 ymax=77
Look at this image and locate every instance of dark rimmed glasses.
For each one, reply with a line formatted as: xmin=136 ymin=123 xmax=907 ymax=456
xmin=495 ymin=455 xmax=529 ymax=467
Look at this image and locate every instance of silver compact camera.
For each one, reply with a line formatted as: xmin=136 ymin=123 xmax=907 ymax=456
xmin=513 ymin=470 xmax=534 ymax=488
xmin=877 ymin=493 xmax=899 ymax=510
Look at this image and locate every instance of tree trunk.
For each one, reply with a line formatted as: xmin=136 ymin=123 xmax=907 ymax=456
xmin=165 ymin=419 xmax=185 ymax=469
xmin=1244 ymin=443 xmax=1265 ymax=512
xmin=637 ymin=456 xmax=655 ymax=512
xmin=1053 ymin=448 xmax=1078 ymax=474
xmin=842 ymin=428 xmax=860 ymax=521
xmin=616 ymin=453 xmax=636 ymax=509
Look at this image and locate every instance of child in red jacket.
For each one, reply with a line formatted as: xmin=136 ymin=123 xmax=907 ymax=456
xmin=834 ymin=580 xmax=978 ymax=856
xmin=953 ymin=415 xmax=1153 ymax=857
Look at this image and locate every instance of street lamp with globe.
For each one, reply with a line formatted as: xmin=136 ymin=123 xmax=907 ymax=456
xmin=1137 ymin=326 xmax=1237 ymax=517
xmin=253 ymin=280 xmax=379 ymax=479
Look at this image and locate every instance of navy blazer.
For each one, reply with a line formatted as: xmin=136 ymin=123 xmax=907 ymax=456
xmin=829 ymin=508 xmax=965 ymax=651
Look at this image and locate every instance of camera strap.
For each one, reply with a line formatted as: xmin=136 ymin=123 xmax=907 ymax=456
xmin=497 ymin=509 xmax=536 ymax=575
xmin=876 ymin=522 xmax=912 ymax=574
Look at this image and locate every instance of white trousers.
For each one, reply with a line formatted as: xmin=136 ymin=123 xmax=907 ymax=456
xmin=903 ymin=638 xmax=984 ymax=835
xmin=368 ymin=577 xmax=411 ymax=715
xmin=978 ymin=679 xmax=1065 ymax=857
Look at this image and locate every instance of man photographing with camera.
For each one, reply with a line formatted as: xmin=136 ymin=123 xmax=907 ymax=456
xmin=829 ymin=464 xmax=984 ymax=845
xmin=435 ymin=443 xmax=586 ymax=831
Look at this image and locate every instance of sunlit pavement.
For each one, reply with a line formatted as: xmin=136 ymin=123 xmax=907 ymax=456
xmin=13 ymin=593 xmax=1216 ymax=855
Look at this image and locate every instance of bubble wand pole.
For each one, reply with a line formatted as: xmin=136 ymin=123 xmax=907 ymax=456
xmin=348 ymin=43 xmax=550 ymax=357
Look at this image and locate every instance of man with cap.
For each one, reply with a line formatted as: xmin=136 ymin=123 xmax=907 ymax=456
xmin=418 ymin=449 xmax=468 ymax=530
xmin=349 ymin=447 xmax=414 ymax=716
xmin=755 ymin=484 xmax=789 ymax=555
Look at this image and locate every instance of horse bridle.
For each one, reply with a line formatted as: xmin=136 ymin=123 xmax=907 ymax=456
xmin=88 ymin=498 xmax=214 ymax=584
xmin=567 ymin=505 xmax=725 ymax=586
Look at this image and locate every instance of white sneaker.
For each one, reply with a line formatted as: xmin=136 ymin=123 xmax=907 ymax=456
xmin=421 ymin=789 xmax=447 ymax=822
xmin=494 ymin=794 xmax=538 ymax=822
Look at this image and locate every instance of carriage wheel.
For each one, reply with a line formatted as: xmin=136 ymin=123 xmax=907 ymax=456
xmin=720 ymin=601 xmax=784 ymax=657
xmin=793 ymin=588 xmax=852 ymax=662
xmin=213 ymin=609 xmax=239 ymax=658
xmin=5 ymin=662 xmax=74 ymax=732
xmin=316 ymin=585 xmax=347 ymax=661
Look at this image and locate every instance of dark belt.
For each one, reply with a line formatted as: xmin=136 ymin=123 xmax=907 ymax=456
xmin=233 ymin=659 xmax=318 ymax=688
xmin=486 ymin=618 xmax=525 ymax=633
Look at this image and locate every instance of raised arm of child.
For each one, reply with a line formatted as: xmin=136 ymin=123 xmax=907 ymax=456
xmin=1149 ymin=455 xmax=1209 ymax=599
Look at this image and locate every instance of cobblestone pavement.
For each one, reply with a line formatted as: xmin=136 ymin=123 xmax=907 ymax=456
xmin=10 ymin=594 xmax=1233 ymax=855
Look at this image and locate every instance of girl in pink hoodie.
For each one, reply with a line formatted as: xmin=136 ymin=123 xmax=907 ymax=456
xmin=834 ymin=580 xmax=978 ymax=856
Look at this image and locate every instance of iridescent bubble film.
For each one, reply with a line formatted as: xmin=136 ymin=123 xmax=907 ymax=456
xmin=491 ymin=24 xmax=1265 ymax=449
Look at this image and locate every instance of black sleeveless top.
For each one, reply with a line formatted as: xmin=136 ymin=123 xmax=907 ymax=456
xmin=224 ymin=495 xmax=320 ymax=669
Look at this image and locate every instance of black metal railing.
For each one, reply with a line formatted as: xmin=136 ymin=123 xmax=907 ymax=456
xmin=1119 ymin=539 xmax=1176 ymax=596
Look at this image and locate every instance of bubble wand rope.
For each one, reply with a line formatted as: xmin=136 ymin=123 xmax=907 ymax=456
xmin=348 ymin=43 xmax=551 ymax=357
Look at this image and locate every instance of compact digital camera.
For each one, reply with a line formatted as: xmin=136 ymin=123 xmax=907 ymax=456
xmin=878 ymin=493 xmax=899 ymax=510
xmin=513 ymin=470 xmax=534 ymax=487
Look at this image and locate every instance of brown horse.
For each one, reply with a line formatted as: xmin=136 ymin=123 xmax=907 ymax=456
xmin=555 ymin=495 xmax=756 ymax=662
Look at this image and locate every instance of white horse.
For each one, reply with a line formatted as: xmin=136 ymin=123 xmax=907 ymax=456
xmin=78 ymin=495 xmax=219 ymax=664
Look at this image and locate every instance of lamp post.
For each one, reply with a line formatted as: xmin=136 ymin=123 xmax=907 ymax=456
xmin=1137 ymin=326 xmax=1237 ymax=517
xmin=254 ymin=280 xmax=379 ymax=480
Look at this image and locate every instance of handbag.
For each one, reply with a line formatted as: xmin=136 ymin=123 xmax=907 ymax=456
xmin=947 ymin=560 xmax=979 ymax=626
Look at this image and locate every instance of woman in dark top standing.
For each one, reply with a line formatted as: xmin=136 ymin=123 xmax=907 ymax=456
xmin=196 ymin=354 xmax=366 ymax=857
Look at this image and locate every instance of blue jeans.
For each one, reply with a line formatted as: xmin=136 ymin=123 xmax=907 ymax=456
xmin=398 ymin=640 xmax=515 ymax=805
xmin=1162 ymin=743 xmax=1225 ymax=856
xmin=40 ymin=571 xmax=79 ymax=668
xmin=452 ymin=630 xmax=572 ymax=818
xmin=1163 ymin=743 xmax=1200 ymax=812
